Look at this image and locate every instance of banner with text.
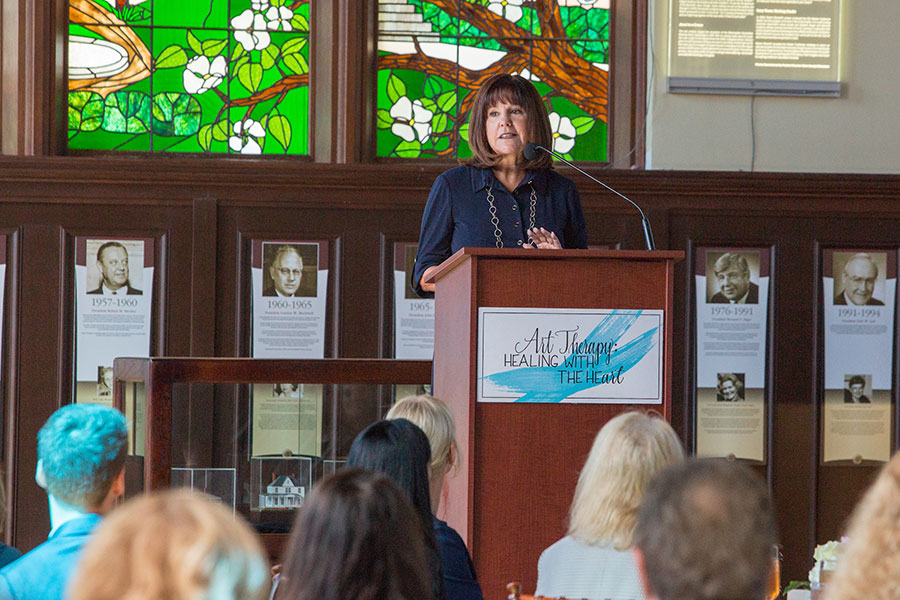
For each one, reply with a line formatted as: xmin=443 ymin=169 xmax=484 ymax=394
xmin=694 ymin=248 xmax=770 ymax=463
xmin=393 ymin=243 xmax=434 ymax=359
xmin=822 ymin=249 xmax=895 ymax=464
xmin=477 ymin=308 xmax=663 ymax=404
xmin=250 ymin=240 xmax=327 ymax=458
xmin=75 ymin=238 xmax=154 ymax=406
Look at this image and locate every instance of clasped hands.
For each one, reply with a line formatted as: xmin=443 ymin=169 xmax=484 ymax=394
xmin=525 ymin=227 xmax=562 ymax=250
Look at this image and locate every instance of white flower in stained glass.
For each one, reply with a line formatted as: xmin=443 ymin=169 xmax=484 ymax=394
xmin=251 ymin=0 xmax=270 ymax=11
xmin=182 ymin=55 xmax=227 ymax=95
xmin=232 ymin=9 xmax=271 ymax=51
xmin=549 ymin=112 xmax=577 ymax=154
xmin=229 ymin=119 xmax=266 ymax=155
xmin=389 ymin=96 xmax=434 ymax=143
xmin=487 ymin=0 xmax=524 ymax=23
xmin=265 ymin=5 xmax=294 ymax=31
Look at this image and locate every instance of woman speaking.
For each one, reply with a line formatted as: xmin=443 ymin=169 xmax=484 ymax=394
xmin=412 ymin=74 xmax=588 ymax=296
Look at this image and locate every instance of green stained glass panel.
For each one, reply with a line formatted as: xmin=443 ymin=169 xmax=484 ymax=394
xmin=376 ymin=0 xmax=609 ymax=162
xmin=67 ymin=0 xmax=309 ymax=155
xmin=153 ymin=0 xmax=229 ymax=29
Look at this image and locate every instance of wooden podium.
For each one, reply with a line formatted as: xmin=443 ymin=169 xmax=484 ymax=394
xmin=427 ymin=248 xmax=683 ymax=598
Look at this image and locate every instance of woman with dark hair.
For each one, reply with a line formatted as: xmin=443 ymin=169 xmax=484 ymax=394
xmin=346 ymin=419 xmax=446 ymax=600
xmin=412 ymin=73 xmax=587 ymax=296
xmin=387 ymin=395 xmax=484 ymax=600
xmin=275 ymin=468 xmax=431 ymax=600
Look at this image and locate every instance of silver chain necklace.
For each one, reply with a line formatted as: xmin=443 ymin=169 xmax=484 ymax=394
xmin=486 ymin=182 xmax=537 ymax=248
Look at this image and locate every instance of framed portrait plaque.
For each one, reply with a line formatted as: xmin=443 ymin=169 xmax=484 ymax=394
xmin=694 ymin=247 xmax=771 ymax=463
xmin=821 ymin=249 xmax=896 ymax=465
xmin=74 ymin=237 xmax=154 ymax=406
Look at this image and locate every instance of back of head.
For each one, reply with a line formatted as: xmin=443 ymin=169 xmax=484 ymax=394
xmin=38 ymin=403 xmax=128 ymax=510
xmin=634 ymin=458 xmax=777 ymax=600
xmin=277 ymin=468 xmax=431 ymax=600
xmin=346 ymin=419 xmax=433 ymax=522
xmin=346 ymin=419 xmax=444 ymax=600
xmin=386 ymin=395 xmax=458 ymax=476
xmin=568 ymin=411 xmax=684 ymax=549
xmin=822 ymin=451 xmax=900 ymax=600
xmin=69 ymin=489 xmax=269 ymax=600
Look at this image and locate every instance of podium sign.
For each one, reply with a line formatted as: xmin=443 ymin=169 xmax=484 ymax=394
xmin=477 ymin=307 xmax=663 ymax=403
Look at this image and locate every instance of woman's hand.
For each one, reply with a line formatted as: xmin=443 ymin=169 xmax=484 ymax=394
xmin=525 ymin=227 xmax=562 ymax=249
xmin=419 ymin=266 xmax=440 ymax=292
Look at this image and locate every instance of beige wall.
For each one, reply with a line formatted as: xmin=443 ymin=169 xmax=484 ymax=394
xmin=646 ymin=1 xmax=900 ymax=173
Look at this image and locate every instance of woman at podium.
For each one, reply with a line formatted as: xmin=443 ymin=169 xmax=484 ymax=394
xmin=412 ymin=74 xmax=587 ymax=297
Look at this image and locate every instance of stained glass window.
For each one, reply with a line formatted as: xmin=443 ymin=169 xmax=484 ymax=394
xmin=376 ymin=0 xmax=609 ymax=161
xmin=68 ymin=0 xmax=310 ymax=155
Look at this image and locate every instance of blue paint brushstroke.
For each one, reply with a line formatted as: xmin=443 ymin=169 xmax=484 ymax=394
xmin=481 ymin=310 xmax=659 ymax=403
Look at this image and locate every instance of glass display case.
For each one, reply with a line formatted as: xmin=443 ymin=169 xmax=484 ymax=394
xmin=113 ymin=357 xmax=431 ymax=553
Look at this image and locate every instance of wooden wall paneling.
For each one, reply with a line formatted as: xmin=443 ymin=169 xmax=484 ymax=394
xmin=215 ymin=206 xmax=348 ymax=501
xmin=675 ymin=238 xmax=693 ymax=440
xmin=378 ymin=233 xmax=404 ymax=361
xmin=10 ymin=222 xmax=65 ymax=550
xmin=668 ymin=210 xmax=813 ymax=581
xmin=325 ymin=0 xmax=375 ymax=163
xmin=1 ymin=158 xmax=900 ymax=563
xmin=811 ymin=230 xmax=900 ymax=549
xmin=0 ymin=195 xmax=194 ymax=551
xmin=182 ymin=198 xmax=218 ymax=469
xmin=0 ymin=0 xmax=66 ymax=155
xmin=770 ymin=216 xmax=818 ymax=584
xmin=609 ymin=0 xmax=647 ymax=168
xmin=1 ymin=229 xmax=20 ymax=547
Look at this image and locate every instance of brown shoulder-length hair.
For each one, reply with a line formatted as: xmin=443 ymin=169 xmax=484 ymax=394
xmin=463 ymin=73 xmax=553 ymax=170
xmin=276 ymin=468 xmax=431 ymax=600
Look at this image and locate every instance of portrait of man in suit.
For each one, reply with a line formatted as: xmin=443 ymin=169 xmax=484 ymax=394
xmin=87 ymin=241 xmax=142 ymax=295
xmin=262 ymin=243 xmax=318 ymax=298
xmin=844 ymin=375 xmax=871 ymax=404
xmin=834 ymin=253 xmax=884 ymax=306
xmin=708 ymin=252 xmax=759 ymax=304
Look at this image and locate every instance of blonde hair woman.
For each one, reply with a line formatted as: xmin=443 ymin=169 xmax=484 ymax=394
xmin=823 ymin=450 xmax=900 ymax=600
xmin=386 ymin=395 xmax=484 ymax=600
xmin=535 ymin=410 xmax=684 ymax=600
xmin=68 ymin=489 xmax=270 ymax=600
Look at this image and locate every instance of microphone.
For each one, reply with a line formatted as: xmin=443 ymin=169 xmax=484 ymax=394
xmin=523 ymin=142 xmax=656 ymax=251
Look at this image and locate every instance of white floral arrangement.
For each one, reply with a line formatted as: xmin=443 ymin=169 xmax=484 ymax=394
xmin=809 ymin=539 xmax=843 ymax=585
xmin=785 ymin=539 xmax=845 ymax=594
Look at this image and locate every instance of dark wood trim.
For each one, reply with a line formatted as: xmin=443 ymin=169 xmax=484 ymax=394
xmin=190 ymin=199 xmax=218 ymax=355
xmin=333 ymin=0 xmax=375 ymax=163
xmin=1 ymin=158 xmax=899 ymax=210
xmin=1 ymin=229 xmax=20 ymax=546
xmin=610 ymin=0 xmax=647 ymax=168
xmin=310 ymin=0 xmax=327 ymax=161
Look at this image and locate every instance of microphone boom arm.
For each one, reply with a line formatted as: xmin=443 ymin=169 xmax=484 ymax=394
xmin=533 ymin=144 xmax=656 ymax=251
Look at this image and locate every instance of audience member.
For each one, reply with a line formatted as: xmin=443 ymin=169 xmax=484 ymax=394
xmin=346 ymin=419 xmax=446 ymax=600
xmin=633 ymin=458 xmax=777 ymax=600
xmin=535 ymin=411 xmax=684 ymax=600
xmin=0 ymin=474 xmax=21 ymax=568
xmin=387 ymin=395 xmax=484 ymax=600
xmin=822 ymin=450 xmax=900 ymax=600
xmin=0 ymin=403 xmax=127 ymax=600
xmin=69 ymin=489 xmax=269 ymax=600
xmin=275 ymin=468 xmax=431 ymax=600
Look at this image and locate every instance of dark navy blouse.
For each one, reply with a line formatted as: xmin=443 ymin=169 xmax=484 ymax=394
xmin=434 ymin=517 xmax=484 ymax=600
xmin=412 ymin=165 xmax=588 ymax=296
